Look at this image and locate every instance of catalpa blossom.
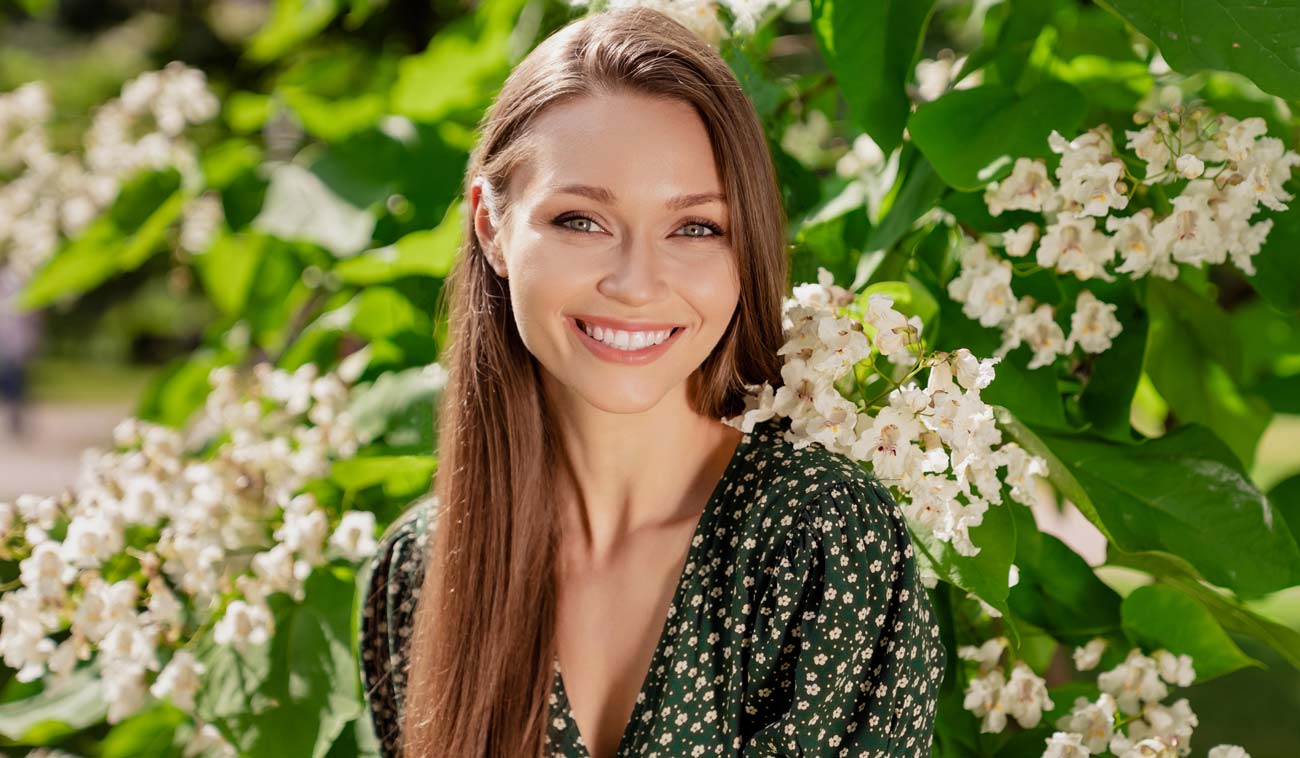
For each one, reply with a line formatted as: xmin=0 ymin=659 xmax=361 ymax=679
xmin=0 ymin=361 xmax=369 ymax=725
xmin=985 ymin=157 xmax=1058 ymax=216
xmin=727 ymin=267 xmax=1050 ymax=559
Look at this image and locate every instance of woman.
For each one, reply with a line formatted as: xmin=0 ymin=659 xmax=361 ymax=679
xmin=358 ymin=7 xmax=944 ymax=757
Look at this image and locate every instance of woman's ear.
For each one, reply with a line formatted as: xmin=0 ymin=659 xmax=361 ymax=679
xmin=471 ymin=176 xmax=509 ymax=279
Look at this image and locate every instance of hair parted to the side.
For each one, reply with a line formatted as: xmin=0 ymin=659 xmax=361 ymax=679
xmin=400 ymin=7 xmax=789 ymax=756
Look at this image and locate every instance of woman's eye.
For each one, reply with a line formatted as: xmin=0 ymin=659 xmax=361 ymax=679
xmin=553 ymin=214 xmax=725 ymax=239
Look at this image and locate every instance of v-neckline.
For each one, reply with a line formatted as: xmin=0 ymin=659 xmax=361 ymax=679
xmin=552 ymin=424 xmax=756 ymax=758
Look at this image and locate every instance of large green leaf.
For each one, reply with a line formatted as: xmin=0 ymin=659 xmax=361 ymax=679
xmin=1145 ymin=277 xmax=1272 ymax=468
xmin=809 ymin=0 xmax=936 ymax=153
xmin=908 ymin=81 xmax=1087 ymax=191
xmin=196 ymin=568 xmax=362 ymax=758
xmin=390 ymin=0 xmax=523 ymax=122
xmin=1121 ymin=584 xmax=1262 ymax=681
xmin=1097 ymin=0 xmax=1300 ymax=101
xmin=0 ymin=667 xmax=107 ymax=744
xmin=1038 ymin=423 xmax=1300 ymax=598
xmin=1008 ymin=506 xmax=1123 ymax=643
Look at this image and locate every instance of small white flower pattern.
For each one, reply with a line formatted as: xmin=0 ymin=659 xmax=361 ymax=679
xmin=358 ymin=417 xmax=945 ymax=757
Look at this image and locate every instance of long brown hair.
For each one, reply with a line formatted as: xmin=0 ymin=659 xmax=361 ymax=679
xmin=403 ymin=7 xmax=789 ymax=756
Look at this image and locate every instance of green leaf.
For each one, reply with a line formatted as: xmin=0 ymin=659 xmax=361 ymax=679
xmin=909 ymin=80 xmax=1087 ymax=191
xmin=246 ymin=0 xmax=343 ymax=63
xmin=196 ymin=569 xmax=363 ymax=758
xmin=347 ymin=364 xmax=446 ymax=450
xmin=0 ymin=667 xmax=107 ymax=744
xmin=251 ymin=162 xmax=377 ymax=259
xmin=101 ymin=703 xmax=187 ymax=758
xmin=1038 ymin=423 xmax=1300 ymax=598
xmin=18 ymin=216 xmax=123 ymax=310
xmin=1097 ymin=0 xmax=1300 ymax=101
xmin=1121 ymin=584 xmax=1262 ymax=681
xmin=331 ymin=455 xmax=437 ymax=497
xmin=390 ymin=0 xmax=523 ymax=121
xmin=135 ymin=350 xmax=223 ymax=427
xmin=335 ymin=203 xmax=461 ymax=285
xmin=348 ymin=287 xmax=427 ymax=341
xmin=19 ymin=169 xmax=186 ymax=309
xmin=195 ymin=231 xmax=268 ymax=316
xmin=279 ymin=87 xmax=388 ymax=142
xmin=1008 ymin=505 xmax=1123 ymax=643
xmin=1245 ymin=195 xmax=1300 ymax=313
xmin=809 ymin=0 xmax=936 ymax=153
xmin=909 ymin=496 xmax=1018 ymax=628
xmin=1145 ymin=277 xmax=1272 ymax=468
xmin=863 ymin=153 xmax=948 ymax=254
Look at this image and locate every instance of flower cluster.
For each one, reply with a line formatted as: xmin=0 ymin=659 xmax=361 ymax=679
xmin=0 ymin=62 xmax=221 ymax=288
xmin=0 ymin=363 xmax=372 ymax=752
xmin=960 ymin=635 xmax=1252 ymax=758
xmin=724 ymin=267 xmax=1049 ymax=557
xmin=947 ymin=105 xmax=1300 ymax=367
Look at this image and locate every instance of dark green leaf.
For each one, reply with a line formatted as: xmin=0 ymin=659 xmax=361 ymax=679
xmin=810 ymin=0 xmax=936 ymax=152
xmin=1097 ymin=0 xmax=1300 ymax=101
xmin=1121 ymin=583 xmax=1262 ymax=681
xmin=909 ymin=81 xmax=1087 ymax=191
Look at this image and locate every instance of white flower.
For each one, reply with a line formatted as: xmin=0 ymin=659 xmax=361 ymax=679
xmin=863 ymin=294 xmax=923 ymax=366
xmin=1073 ymin=637 xmax=1108 ymax=671
xmin=963 ymin=668 xmax=1008 ymax=733
xmin=1174 ymin=154 xmax=1204 ymax=179
xmin=1207 ymin=746 xmax=1251 ymax=758
xmin=985 ymin=158 xmax=1057 ymax=215
xmin=151 ymin=649 xmax=206 ymax=713
xmin=1001 ymin=661 xmax=1054 ymax=728
xmin=329 ymin=510 xmax=379 ymax=562
xmin=1109 ymin=210 xmax=1177 ymax=280
xmin=1057 ymin=693 xmax=1117 ymax=752
xmin=1065 ymin=290 xmax=1123 ymax=354
xmin=835 ymin=133 xmax=884 ymax=178
xmin=1153 ymin=179 xmax=1224 ymax=267
xmin=1152 ymin=650 xmax=1195 ymax=687
xmin=995 ymin=298 xmax=1068 ymax=370
xmin=1001 ymin=223 xmax=1037 ymax=257
xmin=1043 ymin=731 xmax=1092 ymax=758
xmin=1037 ymin=213 xmax=1116 ymax=282
xmin=958 ymin=636 xmax=1008 ymax=674
xmin=1098 ymin=649 xmax=1168 ymax=714
xmin=212 ymin=599 xmax=273 ymax=651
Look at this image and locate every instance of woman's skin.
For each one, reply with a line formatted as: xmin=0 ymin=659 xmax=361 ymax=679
xmin=469 ymin=90 xmax=746 ymax=758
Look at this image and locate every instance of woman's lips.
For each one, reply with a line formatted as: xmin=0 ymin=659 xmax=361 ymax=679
xmin=567 ymin=317 xmax=685 ymax=365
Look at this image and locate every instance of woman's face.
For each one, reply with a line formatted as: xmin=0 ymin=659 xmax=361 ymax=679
xmin=473 ymin=91 xmax=740 ymax=415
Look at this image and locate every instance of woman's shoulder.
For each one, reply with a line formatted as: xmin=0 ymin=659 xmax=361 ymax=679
xmin=739 ymin=416 xmax=900 ymax=530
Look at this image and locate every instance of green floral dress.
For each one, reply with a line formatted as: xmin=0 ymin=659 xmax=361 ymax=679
xmin=357 ymin=416 xmax=945 ymax=757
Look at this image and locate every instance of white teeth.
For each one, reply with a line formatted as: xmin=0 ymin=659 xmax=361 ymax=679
xmin=580 ymin=320 xmax=675 ymax=351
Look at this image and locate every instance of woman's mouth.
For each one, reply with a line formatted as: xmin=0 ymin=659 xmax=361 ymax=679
xmin=567 ymin=317 xmax=686 ymax=365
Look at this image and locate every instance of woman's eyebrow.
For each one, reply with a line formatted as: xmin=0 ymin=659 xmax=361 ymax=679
xmin=552 ymin=183 xmax=726 ymax=211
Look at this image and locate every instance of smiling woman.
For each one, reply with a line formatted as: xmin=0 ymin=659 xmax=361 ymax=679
xmin=356 ymin=6 xmax=943 ymax=758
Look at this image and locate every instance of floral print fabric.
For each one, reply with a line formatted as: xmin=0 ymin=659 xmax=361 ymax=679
xmin=358 ymin=416 xmax=945 ymax=757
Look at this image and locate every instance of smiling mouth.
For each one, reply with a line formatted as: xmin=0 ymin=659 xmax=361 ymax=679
xmin=568 ymin=317 xmax=687 ymax=359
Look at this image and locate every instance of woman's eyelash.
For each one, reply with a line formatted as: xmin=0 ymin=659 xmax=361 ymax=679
xmin=553 ymin=213 xmax=726 ymax=238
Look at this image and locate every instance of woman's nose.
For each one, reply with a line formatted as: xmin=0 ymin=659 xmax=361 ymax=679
xmin=596 ymin=232 xmax=668 ymax=305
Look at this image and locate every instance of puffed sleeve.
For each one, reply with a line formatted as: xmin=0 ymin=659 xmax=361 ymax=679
xmin=740 ymin=477 xmax=945 ymax=757
xmin=357 ymin=497 xmax=435 ymax=758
